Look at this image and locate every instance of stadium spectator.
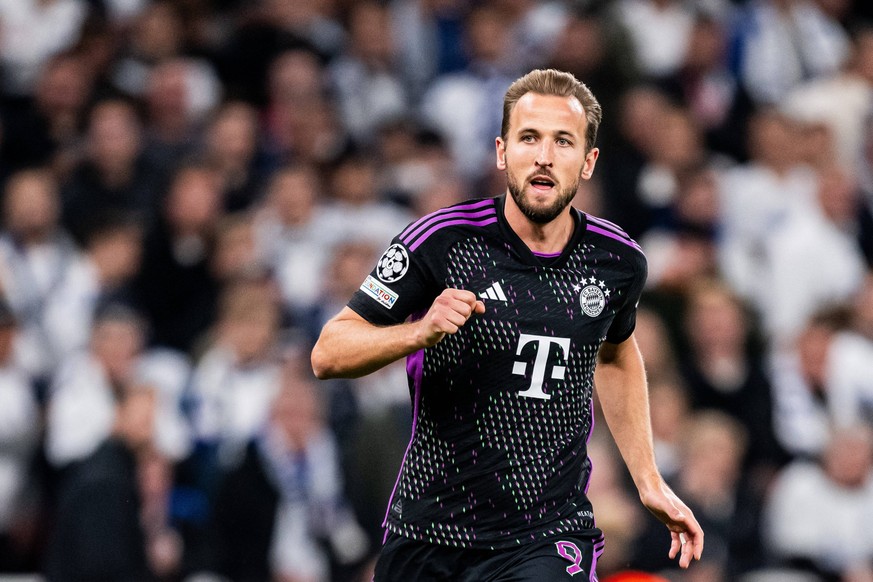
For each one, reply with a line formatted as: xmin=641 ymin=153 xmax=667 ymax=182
xmin=201 ymin=101 xmax=270 ymax=212
xmin=61 ymin=98 xmax=161 ymax=245
xmin=768 ymin=306 xmax=873 ymax=459
xmin=328 ymin=1 xmax=410 ymax=146
xmin=781 ymin=24 xmax=873 ymax=177
xmin=135 ymin=162 xmax=223 ymax=353
xmin=196 ymin=362 xmax=367 ymax=582
xmin=318 ymin=152 xmax=413 ymax=252
xmin=632 ymin=411 xmax=756 ymax=580
xmin=717 ymin=108 xmax=818 ymax=306
xmin=678 ymin=281 xmax=784 ymax=475
xmin=764 ymin=424 xmax=873 ymax=580
xmin=612 ymin=0 xmax=696 ymax=81
xmin=0 ymin=52 xmax=93 ymax=176
xmin=45 ymin=304 xmax=191 ymax=468
xmin=419 ymin=3 xmax=518 ymax=182
xmin=0 ymin=301 xmax=41 ymax=572
xmin=0 ymin=0 xmax=89 ymax=97
xmin=641 ymin=165 xmax=721 ymax=294
xmin=598 ymin=85 xmax=671 ymax=239
xmin=389 ymin=0 xmax=470 ymax=102
xmin=754 ymin=163 xmax=867 ymax=344
xmin=45 ymin=385 xmax=159 ymax=581
xmin=0 ymin=169 xmax=78 ymax=382
xmin=189 ymin=280 xmax=283 ymax=474
xmin=657 ymin=13 xmax=755 ymax=161
xmin=254 ymin=163 xmax=331 ymax=319
xmin=730 ymin=0 xmax=850 ymax=105
xmin=141 ymin=57 xmax=222 ymax=181
xmin=110 ymin=1 xmax=186 ymax=97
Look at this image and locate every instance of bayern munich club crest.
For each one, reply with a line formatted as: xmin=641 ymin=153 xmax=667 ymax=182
xmin=377 ymin=243 xmax=410 ymax=283
xmin=578 ymin=277 xmax=609 ymax=317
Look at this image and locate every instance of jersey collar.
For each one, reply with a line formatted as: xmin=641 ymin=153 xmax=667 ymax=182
xmin=494 ymin=194 xmax=588 ymax=268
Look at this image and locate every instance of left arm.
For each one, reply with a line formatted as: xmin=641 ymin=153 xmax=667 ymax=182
xmin=594 ymin=333 xmax=703 ymax=568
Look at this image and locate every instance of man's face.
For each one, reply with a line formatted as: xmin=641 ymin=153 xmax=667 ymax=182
xmin=496 ymin=92 xmax=598 ymax=224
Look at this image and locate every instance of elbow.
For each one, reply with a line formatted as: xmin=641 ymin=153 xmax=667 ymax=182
xmin=310 ymin=341 xmax=335 ymax=380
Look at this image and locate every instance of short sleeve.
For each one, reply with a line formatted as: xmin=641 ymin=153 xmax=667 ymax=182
xmin=605 ymin=253 xmax=647 ymax=344
xmin=347 ymin=239 xmax=439 ymax=326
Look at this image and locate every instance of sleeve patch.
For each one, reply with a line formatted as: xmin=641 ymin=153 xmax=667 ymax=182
xmin=360 ymin=275 xmax=400 ymax=309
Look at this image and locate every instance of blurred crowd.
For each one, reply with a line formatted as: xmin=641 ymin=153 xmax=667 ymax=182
xmin=1 ymin=0 xmax=873 ymax=581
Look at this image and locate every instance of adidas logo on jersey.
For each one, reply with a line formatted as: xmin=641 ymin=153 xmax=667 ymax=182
xmin=479 ymin=281 xmax=508 ymax=301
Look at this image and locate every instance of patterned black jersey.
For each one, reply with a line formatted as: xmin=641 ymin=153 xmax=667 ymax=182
xmin=348 ymin=195 xmax=647 ymax=550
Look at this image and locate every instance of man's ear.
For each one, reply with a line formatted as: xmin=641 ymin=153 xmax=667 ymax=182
xmin=581 ymin=147 xmax=600 ymax=180
xmin=495 ymin=137 xmax=506 ymax=170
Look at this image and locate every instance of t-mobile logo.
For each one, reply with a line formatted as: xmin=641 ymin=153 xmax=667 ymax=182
xmin=511 ymin=333 xmax=571 ymax=400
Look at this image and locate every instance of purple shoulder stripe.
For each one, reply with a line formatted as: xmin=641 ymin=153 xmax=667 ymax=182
xmin=586 ymin=224 xmax=643 ymax=252
xmin=401 ymin=208 xmax=496 ymax=246
xmin=399 ymin=199 xmax=495 ymax=242
xmin=409 ymin=216 xmax=498 ymax=251
xmin=586 ymin=214 xmax=633 ymax=241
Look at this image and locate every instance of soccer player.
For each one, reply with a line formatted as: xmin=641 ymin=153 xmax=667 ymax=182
xmin=311 ymin=68 xmax=703 ymax=580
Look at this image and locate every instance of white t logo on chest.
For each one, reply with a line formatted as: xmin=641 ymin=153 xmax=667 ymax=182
xmin=512 ymin=333 xmax=571 ymax=400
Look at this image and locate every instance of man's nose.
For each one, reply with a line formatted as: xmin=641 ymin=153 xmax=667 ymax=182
xmin=535 ymin=142 xmax=554 ymax=167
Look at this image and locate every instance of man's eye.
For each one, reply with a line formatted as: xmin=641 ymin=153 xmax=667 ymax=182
xmin=521 ymin=135 xmax=535 ymax=143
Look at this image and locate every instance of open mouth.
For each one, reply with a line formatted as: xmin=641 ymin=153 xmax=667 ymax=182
xmin=529 ymin=176 xmax=556 ymax=191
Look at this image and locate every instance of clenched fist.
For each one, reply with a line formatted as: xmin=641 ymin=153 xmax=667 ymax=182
xmin=416 ymin=289 xmax=486 ymax=347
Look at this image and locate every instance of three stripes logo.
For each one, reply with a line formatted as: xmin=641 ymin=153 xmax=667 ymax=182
xmin=479 ymin=281 xmax=508 ymax=301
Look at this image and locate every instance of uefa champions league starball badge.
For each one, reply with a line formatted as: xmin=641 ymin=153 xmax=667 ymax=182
xmin=376 ymin=244 xmax=410 ymax=283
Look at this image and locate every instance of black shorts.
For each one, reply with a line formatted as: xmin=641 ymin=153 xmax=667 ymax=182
xmin=373 ymin=531 xmax=605 ymax=582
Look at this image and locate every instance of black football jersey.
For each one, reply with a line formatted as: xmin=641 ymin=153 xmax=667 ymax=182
xmin=348 ymin=195 xmax=647 ymax=550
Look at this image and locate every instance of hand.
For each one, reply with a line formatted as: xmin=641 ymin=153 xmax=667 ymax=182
xmin=639 ymin=482 xmax=704 ymax=569
xmin=416 ymin=288 xmax=485 ymax=347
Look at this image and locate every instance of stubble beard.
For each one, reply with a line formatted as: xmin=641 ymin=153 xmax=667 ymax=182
xmin=506 ymin=167 xmax=582 ymax=225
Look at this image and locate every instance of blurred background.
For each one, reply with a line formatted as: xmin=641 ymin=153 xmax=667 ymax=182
xmin=1 ymin=0 xmax=873 ymax=581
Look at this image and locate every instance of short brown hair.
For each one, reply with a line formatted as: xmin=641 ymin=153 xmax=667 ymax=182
xmin=501 ymin=69 xmax=602 ymax=152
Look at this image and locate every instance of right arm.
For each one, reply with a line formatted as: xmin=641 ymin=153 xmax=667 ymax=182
xmin=311 ymin=289 xmax=485 ymax=379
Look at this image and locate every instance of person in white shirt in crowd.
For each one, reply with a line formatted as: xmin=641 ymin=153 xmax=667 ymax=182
xmin=0 ymin=0 xmax=89 ymax=97
xmin=38 ymin=217 xmax=143 ymax=368
xmin=730 ymin=0 xmax=850 ymax=105
xmin=0 ymin=302 xmax=40 ymax=571
xmin=254 ymin=163 xmax=332 ymax=320
xmin=328 ymin=1 xmax=410 ymax=147
xmin=189 ymin=279 xmax=283 ymax=466
xmin=612 ymin=0 xmax=697 ymax=81
xmin=419 ymin=3 xmax=519 ymax=184
xmin=755 ymin=164 xmax=866 ymax=345
xmin=717 ymin=108 xmax=820 ymax=307
xmin=764 ymin=424 xmax=873 ymax=580
xmin=0 ymin=169 xmax=79 ymax=382
xmin=769 ymin=306 xmax=873 ymax=460
xmin=46 ymin=303 xmax=192 ymax=467
xmin=781 ymin=24 xmax=873 ymax=179
xmin=201 ymin=360 xmax=368 ymax=582
xmin=642 ymin=165 xmax=721 ymax=293
xmin=316 ymin=152 xmax=413 ymax=253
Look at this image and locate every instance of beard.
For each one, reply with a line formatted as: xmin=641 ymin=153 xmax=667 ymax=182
xmin=506 ymin=166 xmax=582 ymax=224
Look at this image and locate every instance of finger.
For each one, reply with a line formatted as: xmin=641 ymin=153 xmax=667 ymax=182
xmin=444 ymin=288 xmax=481 ymax=306
xmin=679 ymin=533 xmax=693 ymax=569
xmin=473 ymin=300 xmax=486 ymax=314
xmin=668 ymin=531 xmax=680 ymax=560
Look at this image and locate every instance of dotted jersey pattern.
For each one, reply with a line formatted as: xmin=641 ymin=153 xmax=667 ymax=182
xmin=388 ymin=235 xmax=628 ymax=549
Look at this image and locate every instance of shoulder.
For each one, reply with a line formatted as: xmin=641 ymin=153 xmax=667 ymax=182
xmin=395 ymin=197 xmax=500 ymax=256
xmin=582 ymin=212 xmax=646 ymax=266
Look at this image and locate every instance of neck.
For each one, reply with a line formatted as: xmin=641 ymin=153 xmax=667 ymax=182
xmin=503 ymin=193 xmax=575 ymax=255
